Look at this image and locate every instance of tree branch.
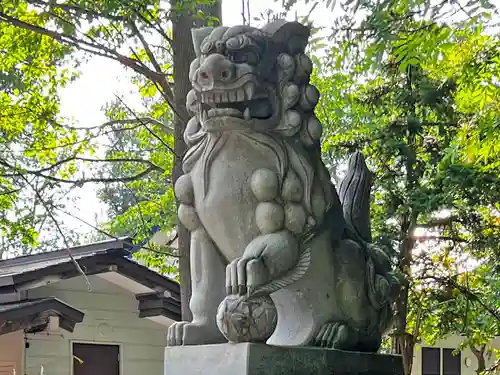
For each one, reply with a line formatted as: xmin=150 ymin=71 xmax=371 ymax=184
xmin=26 ymin=0 xmax=127 ymax=22
xmin=0 ymin=12 xmax=172 ymax=100
xmin=114 ymin=95 xmax=179 ymax=156
xmin=412 ymin=234 xmax=468 ymax=243
xmin=417 ymin=216 xmax=457 ymax=227
xmin=0 ymin=159 xmax=164 ymax=185
xmin=126 ymin=22 xmax=184 ymax=123
xmin=16 ymin=173 xmax=92 ymax=290
xmin=421 ymin=275 xmax=500 ymax=323
xmin=131 ymin=7 xmax=173 ymax=46
xmin=53 ymin=116 xmax=174 ymax=133
xmin=55 ymin=207 xmax=179 ymax=257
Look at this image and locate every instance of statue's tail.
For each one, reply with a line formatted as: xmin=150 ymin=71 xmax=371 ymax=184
xmin=339 ymin=152 xmax=399 ymax=330
xmin=338 ymin=151 xmax=373 ymax=243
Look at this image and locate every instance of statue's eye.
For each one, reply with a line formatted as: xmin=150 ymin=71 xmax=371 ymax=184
xmin=226 ymin=37 xmax=241 ymax=50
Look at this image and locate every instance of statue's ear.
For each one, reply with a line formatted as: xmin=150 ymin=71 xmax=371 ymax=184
xmin=262 ymin=20 xmax=310 ymax=55
xmin=192 ymin=27 xmax=214 ymax=57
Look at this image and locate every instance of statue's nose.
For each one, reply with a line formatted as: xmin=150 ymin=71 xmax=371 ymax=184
xmin=197 ymin=54 xmax=234 ymax=89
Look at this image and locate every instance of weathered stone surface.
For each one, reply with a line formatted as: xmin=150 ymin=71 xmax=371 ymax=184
xmin=167 ymin=19 xmax=401 ymax=352
xmin=216 ymin=295 xmax=277 ymax=343
xmin=164 ymin=344 xmax=403 ymax=375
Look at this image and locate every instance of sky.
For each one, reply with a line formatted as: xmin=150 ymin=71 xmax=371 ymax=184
xmin=57 ymin=0 xmax=337 ymax=239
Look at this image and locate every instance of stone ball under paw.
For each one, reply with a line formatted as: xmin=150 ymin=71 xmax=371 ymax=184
xmin=216 ymin=295 xmax=277 ymax=343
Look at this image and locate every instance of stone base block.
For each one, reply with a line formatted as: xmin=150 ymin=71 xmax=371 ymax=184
xmin=165 ymin=343 xmax=403 ymax=375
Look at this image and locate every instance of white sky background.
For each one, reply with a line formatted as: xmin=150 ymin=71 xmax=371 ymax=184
xmin=57 ymin=0 xmax=337 ymax=240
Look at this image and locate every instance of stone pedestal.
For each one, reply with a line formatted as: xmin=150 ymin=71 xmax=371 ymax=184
xmin=164 ymin=344 xmax=403 ymax=375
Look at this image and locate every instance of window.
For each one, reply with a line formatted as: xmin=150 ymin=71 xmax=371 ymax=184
xmin=422 ymin=348 xmax=441 ymax=375
xmin=443 ymin=349 xmax=461 ymax=375
xmin=422 ymin=347 xmax=461 ymax=375
xmin=73 ymin=343 xmax=120 ymax=375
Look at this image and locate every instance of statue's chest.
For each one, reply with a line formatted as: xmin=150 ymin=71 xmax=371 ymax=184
xmin=190 ymin=135 xmax=279 ymax=257
xmin=193 ymin=136 xmax=278 ymax=209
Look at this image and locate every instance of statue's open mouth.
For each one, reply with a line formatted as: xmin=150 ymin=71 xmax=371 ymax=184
xmin=196 ymin=82 xmax=278 ymax=131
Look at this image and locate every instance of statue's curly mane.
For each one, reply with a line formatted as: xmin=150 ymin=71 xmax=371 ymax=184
xmin=183 ymin=20 xmax=342 ymax=227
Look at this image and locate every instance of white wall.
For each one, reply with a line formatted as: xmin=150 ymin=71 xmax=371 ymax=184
xmin=23 ymin=275 xmax=170 ymax=375
xmin=411 ymin=336 xmax=500 ymax=375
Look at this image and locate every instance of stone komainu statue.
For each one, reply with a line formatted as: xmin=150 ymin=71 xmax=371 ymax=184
xmin=167 ymin=20 xmax=400 ymax=352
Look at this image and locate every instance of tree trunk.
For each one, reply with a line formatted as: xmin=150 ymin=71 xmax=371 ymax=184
xmin=393 ymin=65 xmax=420 ymax=375
xmin=170 ymin=0 xmax=222 ymax=321
xmin=471 ymin=345 xmax=487 ymax=375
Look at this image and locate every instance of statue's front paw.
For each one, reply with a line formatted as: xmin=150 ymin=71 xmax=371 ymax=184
xmin=313 ymin=322 xmax=352 ymax=349
xmin=313 ymin=322 xmax=382 ymax=352
xmin=226 ymin=257 xmax=269 ymax=295
xmin=166 ymin=321 xmax=226 ymax=346
xmin=166 ymin=321 xmax=190 ymax=346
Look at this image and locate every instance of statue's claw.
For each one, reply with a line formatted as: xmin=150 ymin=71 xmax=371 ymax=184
xmin=166 ymin=321 xmax=189 ymax=346
xmin=313 ymin=322 xmax=353 ymax=350
xmin=226 ymin=257 xmax=268 ymax=296
xmin=313 ymin=321 xmax=383 ymax=352
xmin=166 ymin=321 xmax=226 ymax=346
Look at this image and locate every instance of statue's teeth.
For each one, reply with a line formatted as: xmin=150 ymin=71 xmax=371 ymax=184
xmin=214 ymin=93 xmax=221 ymax=103
xmin=244 ymin=107 xmax=251 ymax=120
xmin=221 ymin=92 xmax=229 ymax=102
xmin=237 ymin=89 xmax=245 ymax=102
xmin=229 ymin=91 xmax=237 ymax=102
xmin=201 ymin=93 xmax=213 ymax=103
xmin=244 ymin=83 xmax=255 ymax=100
